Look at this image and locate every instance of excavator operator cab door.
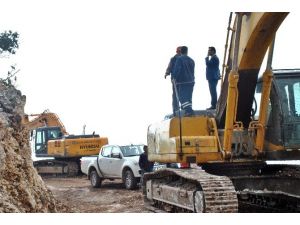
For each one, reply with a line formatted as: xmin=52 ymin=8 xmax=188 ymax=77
xmin=33 ymin=127 xmax=62 ymax=157
xmin=255 ymin=70 xmax=300 ymax=151
xmin=274 ymin=72 xmax=300 ymax=148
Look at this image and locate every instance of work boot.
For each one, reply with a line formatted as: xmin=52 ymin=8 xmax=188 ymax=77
xmin=185 ymin=109 xmax=194 ymax=116
xmin=206 ymin=106 xmax=216 ymax=110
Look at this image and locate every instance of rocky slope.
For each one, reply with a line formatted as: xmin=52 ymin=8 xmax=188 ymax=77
xmin=0 ymin=81 xmax=70 ymax=212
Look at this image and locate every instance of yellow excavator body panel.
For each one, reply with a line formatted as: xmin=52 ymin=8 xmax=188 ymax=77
xmin=147 ymin=116 xmax=222 ymax=163
xmin=47 ymin=136 xmax=108 ymax=158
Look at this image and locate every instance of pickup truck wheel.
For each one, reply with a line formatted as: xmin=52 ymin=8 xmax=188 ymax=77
xmin=123 ymin=169 xmax=137 ymax=190
xmin=90 ymin=170 xmax=102 ymax=188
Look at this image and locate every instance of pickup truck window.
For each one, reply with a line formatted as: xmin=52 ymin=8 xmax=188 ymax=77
xmin=112 ymin=146 xmax=121 ymax=155
xmin=101 ymin=146 xmax=112 ymax=157
xmin=120 ymin=145 xmax=143 ymax=157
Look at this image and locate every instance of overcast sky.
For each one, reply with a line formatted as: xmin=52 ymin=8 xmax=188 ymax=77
xmin=1 ymin=0 xmax=299 ymax=147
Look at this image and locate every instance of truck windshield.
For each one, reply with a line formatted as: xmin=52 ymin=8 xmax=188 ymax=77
xmin=120 ymin=145 xmax=143 ymax=157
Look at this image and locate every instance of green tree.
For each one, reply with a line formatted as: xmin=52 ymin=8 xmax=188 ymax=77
xmin=0 ymin=30 xmax=19 ymax=86
xmin=0 ymin=30 xmax=19 ymax=55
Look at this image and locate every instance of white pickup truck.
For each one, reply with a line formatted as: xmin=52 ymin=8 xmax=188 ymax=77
xmin=80 ymin=144 xmax=143 ymax=190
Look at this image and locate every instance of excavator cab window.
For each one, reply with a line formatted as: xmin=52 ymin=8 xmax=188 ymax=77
xmin=48 ymin=129 xmax=61 ymax=139
xmin=253 ymin=82 xmax=263 ymax=120
xmin=35 ymin=129 xmax=47 ymax=156
xmin=271 ymin=73 xmax=300 ymax=148
xmin=255 ymin=71 xmax=300 ymax=149
xmin=278 ymin=78 xmax=300 ymax=147
xmin=34 ymin=127 xmax=62 ymax=157
xmin=253 ymin=81 xmax=272 ymax=121
xmin=30 ymin=130 xmax=34 ymax=141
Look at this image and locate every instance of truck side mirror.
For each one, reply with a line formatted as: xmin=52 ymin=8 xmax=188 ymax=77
xmin=111 ymin=153 xmax=122 ymax=159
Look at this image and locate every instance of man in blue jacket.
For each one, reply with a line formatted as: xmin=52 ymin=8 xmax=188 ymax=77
xmin=205 ymin=46 xmax=220 ymax=110
xmin=165 ymin=46 xmax=181 ymax=116
xmin=173 ymin=46 xmax=195 ymax=116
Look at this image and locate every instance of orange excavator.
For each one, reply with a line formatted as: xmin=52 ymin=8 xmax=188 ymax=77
xmin=23 ymin=110 xmax=108 ymax=176
xmin=144 ymin=12 xmax=300 ymax=212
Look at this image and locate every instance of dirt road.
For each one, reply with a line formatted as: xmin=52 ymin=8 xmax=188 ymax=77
xmin=44 ymin=176 xmax=151 ymax=213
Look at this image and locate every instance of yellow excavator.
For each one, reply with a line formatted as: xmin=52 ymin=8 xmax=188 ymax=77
xmin=23 ymin=110 xmax=108 ymax=176
xmin=144 ymin=12 xmax=300 ymax=212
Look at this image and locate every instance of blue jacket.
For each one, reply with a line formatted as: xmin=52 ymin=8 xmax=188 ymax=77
xmin=166 ymin=54 xmax=180 ymax=79
xmin=173 ymin=55 xmax=195 ymax=83
xmin=205 ymin=54 xmax=220 ymax=80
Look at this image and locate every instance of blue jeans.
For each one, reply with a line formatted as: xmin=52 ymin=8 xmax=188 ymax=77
xmin=172 ymin=84 xmax=180 ymax=115
xmin=178 ymin=83 xmax=194 ymax=113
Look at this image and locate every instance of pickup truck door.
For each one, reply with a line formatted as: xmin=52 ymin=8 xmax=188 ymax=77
xmin=98 ymin=146 xmax=113 ymax=176
xmin=109 ymin=146 xmax=124 ymax=177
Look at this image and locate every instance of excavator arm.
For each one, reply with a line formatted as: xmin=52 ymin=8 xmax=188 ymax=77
xmin=217 ymin=12 xmax=288 ymax=127
xmin=22 ymin=109 xmax=68 ymax=135
xmin=217 ymin=12 xmax=288 ymax=157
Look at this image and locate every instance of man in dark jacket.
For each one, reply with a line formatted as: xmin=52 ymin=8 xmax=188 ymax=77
xmin=165 ymin=46 xmax=181 ymax=116
xmin=205 ymin=46 xmax=220 ymax=110
xmin=139 ymin=145 xmax=154 ymax=187
xmin=139 ymin=145 xmax=154 ymax=172
xmin=173 ymin=46 xmax=195 ymax=116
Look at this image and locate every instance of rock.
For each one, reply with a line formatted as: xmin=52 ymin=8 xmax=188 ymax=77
xmin=0 ymin=81 xmax=71 ymax=212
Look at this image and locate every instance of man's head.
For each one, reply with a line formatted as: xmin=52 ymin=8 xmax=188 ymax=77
xmin=143 ymin=145 xmax=148 ymax=154
xmin=181 ymin=46 xmax=188 ymax=55
xmin=208 ymin=46 xmax=216 ymax=56
xmin=176 ymin=46 xmax=181 ymax=54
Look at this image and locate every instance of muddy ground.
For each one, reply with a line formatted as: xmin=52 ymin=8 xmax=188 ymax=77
xmin=44 ymin=176 xmax=151 ymax=213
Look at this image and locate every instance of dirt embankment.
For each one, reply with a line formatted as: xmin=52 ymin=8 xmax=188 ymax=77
xmin=0 ymin=81 xmax=70 ymax=212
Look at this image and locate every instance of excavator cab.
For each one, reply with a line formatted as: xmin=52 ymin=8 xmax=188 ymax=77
xmin=255 ymin=69 xmax=300 ymax=158
xmin=31 ymin=126 xmax=63 ymax=157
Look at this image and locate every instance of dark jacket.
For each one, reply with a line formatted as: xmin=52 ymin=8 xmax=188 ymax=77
xmin=173 ymin=55 xmax=195 ymax=83
xmin=138 ymin=153 xmax=154 ymax=172
xmin=205 ymin=54 xmax=220 ymax=80
xmin=166 ymin=54 xmax=180 ymax=79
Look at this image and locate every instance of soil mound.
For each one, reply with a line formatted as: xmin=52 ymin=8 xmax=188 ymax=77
xmin=0 ymin=81 xmax=71 ymax=212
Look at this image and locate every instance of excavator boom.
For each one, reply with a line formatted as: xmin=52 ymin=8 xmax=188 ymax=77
xmin=23 ymin=109 xmax=68 ymax=135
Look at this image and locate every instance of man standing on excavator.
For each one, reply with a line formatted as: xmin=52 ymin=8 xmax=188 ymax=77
xmin=205 ymin=46 xmax=220 ymax=110
xmin=172 ymin=46 xmax=195 ymax=116
xmin=165 ymin=46 xmax=181 ymax=116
